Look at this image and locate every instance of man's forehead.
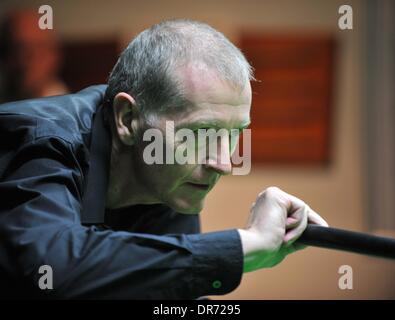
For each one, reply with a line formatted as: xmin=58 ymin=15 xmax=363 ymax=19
xmin=175 ymin=62 xmax=251 ymax=106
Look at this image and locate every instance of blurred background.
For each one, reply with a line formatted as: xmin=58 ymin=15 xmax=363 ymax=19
xmin=0 ymin=0 xmax=394 ymax=299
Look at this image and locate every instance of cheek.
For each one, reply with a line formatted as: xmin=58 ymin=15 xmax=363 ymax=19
xmin=168 ymin=163 xmax=196 ymax=187
xmin=145 ymin=163 xmax=190 ymax=192
xmin=135 ymin=132 xmax=199 ymax=191
xmin=160 ymin=163 xmax=199 ymax=196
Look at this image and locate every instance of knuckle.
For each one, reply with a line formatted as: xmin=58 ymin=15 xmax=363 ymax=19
xmin=264 ymin=186 xmax=281 ymax=197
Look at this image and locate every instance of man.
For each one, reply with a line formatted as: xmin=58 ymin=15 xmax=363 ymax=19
xmin=0 ymin=19 xmax=328 ymax=299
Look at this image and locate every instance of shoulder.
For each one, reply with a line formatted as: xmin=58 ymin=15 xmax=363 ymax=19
xmin=0 ymin=85 xmax=107 ymax=146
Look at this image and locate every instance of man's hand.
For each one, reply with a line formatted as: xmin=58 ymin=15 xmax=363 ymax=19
xmin=238 ymin=187 xmax=329 ymax=273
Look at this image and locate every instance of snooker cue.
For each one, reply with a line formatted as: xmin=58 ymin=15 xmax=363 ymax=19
xmin=298 ymin=225 xmax=395 ymax=259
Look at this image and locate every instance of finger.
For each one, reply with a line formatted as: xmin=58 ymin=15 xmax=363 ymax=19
xmin=286 ymin=207 xmax=303 ymax=228
xmin=286 ymin=216 xmax=299 ymax=229
xmin=278 ymin=188 xmax=307 ymax=215
xmin=284 ymin=221 xmax=306 ymax=245
xmin=307 ymin=207 xmax=329 ymax=227
xmin=263 ymin=187 xmax=305 ymax=213
xmin=283 ymin=207 xmax=308 ymax=245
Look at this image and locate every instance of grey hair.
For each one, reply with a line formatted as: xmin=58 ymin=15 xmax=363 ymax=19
xmin=104 ymin=19 xmax=254 ymax=119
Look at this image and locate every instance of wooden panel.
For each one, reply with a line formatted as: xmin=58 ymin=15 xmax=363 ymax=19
xmin=240 ymin=34 xmax=335 ymax=164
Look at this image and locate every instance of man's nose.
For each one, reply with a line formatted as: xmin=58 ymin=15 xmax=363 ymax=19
xmin=204 ymin=135 xmax=232 ymax=175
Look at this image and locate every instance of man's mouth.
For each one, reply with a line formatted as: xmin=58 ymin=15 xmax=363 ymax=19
xmin=186 ymin=182 xmax=211 ymax=191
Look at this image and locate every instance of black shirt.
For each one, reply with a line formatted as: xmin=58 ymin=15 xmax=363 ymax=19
xmin=0 ymin=85 xmax=243 ymax=299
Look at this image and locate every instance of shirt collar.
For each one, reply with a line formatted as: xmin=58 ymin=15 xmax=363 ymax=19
xmin=81 ymin=104 xmax=112 ymax=224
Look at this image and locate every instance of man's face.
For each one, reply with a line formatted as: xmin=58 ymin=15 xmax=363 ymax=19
xmin=133 ymin=64 xmax=252 ymax=214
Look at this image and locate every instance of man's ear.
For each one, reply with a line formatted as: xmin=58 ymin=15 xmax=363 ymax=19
xmin=112 ymin=92 xmax=140 ymax=146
